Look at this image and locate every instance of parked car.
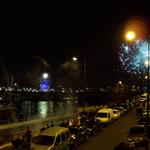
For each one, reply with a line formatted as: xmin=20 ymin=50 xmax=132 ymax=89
xmin=141 ymin=110 xmax=150 ymax=117
xmin=81 ymin=118 xmax=102 ymax=135
xmin=114 ymin=138 xmax=148 ymax=150
xmin=120 ymin=103 xmax=130 ymax=113
xmin=95 ymin=108 xmax=114 ymax=126
xmin=137 ymin=116 xmax=150 ymax=125
xmin=114 ymin=140 xmax=135 ymax=150
xmin=31 ymin=127 xmax=70 ymax=150
xmin=69 ymin=125 xmax=89 ymax=147
xmin=127 ymin=125 xmax=145 ymax=139
xmin=112 ymin=109 xmax=121 ymax=120
xmin=113 ymin=106 xmax=125 ymax=116
xmin=127 ymin=124 xmax=149 ymax=149
xmin=135 ymin=107 xmax=143 ymax=116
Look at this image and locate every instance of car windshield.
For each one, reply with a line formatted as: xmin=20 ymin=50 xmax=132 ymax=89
xmin=69 ymin=127 xmax=78 ymax=134
xmin=96 ymin=113 xmax=107 ymax=118
xmin=32 ymin=135 xmax=54 ymax=146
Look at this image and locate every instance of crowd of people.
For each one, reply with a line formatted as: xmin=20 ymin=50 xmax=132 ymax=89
xmin=11 ymin=126 xmax=32 ymax=150
xmin=11 ymin=121 xmax=54 ymax=149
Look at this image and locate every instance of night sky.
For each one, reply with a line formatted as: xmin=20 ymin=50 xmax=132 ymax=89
xmin=0 ymin=3 xmax=150 ymax=87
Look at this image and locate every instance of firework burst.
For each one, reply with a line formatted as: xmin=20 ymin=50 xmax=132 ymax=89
xmin=119 ymin=39 xmax=148 ymax=75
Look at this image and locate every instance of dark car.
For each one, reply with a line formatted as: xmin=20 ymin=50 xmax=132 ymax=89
xmin=128 ymin=125 xmax=150 ymax=144
xmin=120 ymin=103 xmax=130 ymax=113
xmin=128 ymin=125 xmax=145 ymax=135
xmin=135 ymin=107 xmax=143 ymax=116
xmin=114 ymin=138 xmax=148 ymax=150
xmin=137 ymin=116 xmax=150 ymax=125
xmin=114 ymin=141 xmax=135 ymax=150
xmin=69 ymin=125 xmax=89 ymax=147
xmin=81 ymin=118 xmax=102 ymax=135
xmin=127 ymin=125 xmax=146 ymax=142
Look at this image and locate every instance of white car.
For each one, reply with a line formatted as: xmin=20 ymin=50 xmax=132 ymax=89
xmin=112 ymin=109 xmax=120 ymax=120
xmin=31 ymin=127 xmax=70 ymax=150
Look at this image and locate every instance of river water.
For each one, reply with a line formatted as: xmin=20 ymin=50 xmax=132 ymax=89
xmin=0 ymin=99 xmax=78 ymax=124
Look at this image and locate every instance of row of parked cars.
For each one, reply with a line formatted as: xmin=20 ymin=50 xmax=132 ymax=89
xmin=113 ymin=97 xmax=149 ymax=150
xmin=30 ymin=119 xmax=102 ymax=149
xmin=114 ymin=124 xmax=149 ymax=150
xmin=29 ymin=96 xmax=142 ymax=150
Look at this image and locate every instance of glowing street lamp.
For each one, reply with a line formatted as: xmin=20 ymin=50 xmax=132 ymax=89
xmin=125 ymin=31 xmax=136 ymax=41
xmin=72 ymin=57 xmax=77 ymax=62
xmin=72 ymin=56 xmax=86 ymax=112
xmin=43 ymin=73 xmax=49 ymax=79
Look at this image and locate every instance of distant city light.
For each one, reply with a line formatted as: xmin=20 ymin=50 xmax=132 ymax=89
xmin=72 ymin=57 xmax=77 ymax=61
xmin=51 ymin=88 xmax=55 ymax=92
xmin=118 ymin=81 xmax=122 ymax=85
xmin=14 ymin=83 xmax=17 ymax=86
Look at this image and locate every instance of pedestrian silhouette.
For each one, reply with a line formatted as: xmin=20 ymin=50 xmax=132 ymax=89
xmin=11 ymin=134 xmax=22 ymax=149
xmin=25 ymin=126 xmax=32 ymax=142
xmin=22 ymin=126 xmax=32 ymax=149
xmin=51 ymin=121 xmax=54 ymax=127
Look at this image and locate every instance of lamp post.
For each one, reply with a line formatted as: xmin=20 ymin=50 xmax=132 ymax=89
xmin=147 ymin=35 xmax=150 ymax=139
xmin=72 ymin=56 xmax=86 ymax=112
xmin=82 ymin=57 xmax=86 ymax=112
xmin=126 ymin=31 xmax=150 ymax=139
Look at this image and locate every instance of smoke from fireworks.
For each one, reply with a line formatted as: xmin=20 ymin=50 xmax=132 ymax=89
xmin=119 ymin=39 xmax=148 ymax=75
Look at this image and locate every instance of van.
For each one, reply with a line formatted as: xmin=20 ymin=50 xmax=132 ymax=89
xmin=95 ymin=108 xmax=114 ymax=125
xmin=31 ymin=127 xmax=70 ymax=150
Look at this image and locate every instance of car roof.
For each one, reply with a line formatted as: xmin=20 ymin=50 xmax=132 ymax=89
xmin=112 ymin=109 xmax=119 ymax=111
xmin=131 ymin=125 xmax=145 ymax=128
xmin=39 ymin=127 xmax=68 ymax=136
xmin=98 ymin=108 xmax=112 ymax=112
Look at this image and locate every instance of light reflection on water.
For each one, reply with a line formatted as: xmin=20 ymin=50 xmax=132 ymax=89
xmin=38 ymin=101 xmax=48 ymax=118
xmin=16 ymin=100 xmax=77 ymax=121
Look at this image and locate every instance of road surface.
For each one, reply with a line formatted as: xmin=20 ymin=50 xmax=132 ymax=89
xmin=77 ymin=108 xmax=139 ymax=150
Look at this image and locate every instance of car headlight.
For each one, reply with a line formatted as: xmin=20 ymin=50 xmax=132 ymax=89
xmin=88 ymin=128 xmax=92 ymax=131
